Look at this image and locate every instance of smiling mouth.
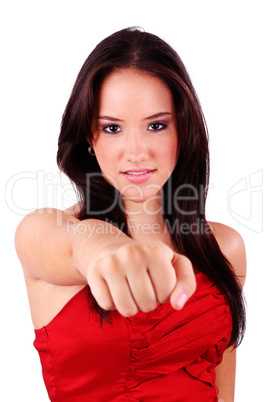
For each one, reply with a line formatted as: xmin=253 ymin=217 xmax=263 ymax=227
xmin=124 ymin=170 xmax=154 ymax=175
xmin=122 ymin=169 xmax=156 ymax=183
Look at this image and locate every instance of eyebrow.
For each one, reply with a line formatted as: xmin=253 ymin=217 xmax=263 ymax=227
xmin=143 ymin=112 xmax=172 ymax=120
xmin=97 ymin=112 xmax=172 ymax=122
xmin=97 ymin=115 xmax=123 ymax=122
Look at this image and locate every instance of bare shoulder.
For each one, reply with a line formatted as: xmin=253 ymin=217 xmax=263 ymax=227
xmin=209 ymin=221 xmax=247 ymax=287
xmin=15 ymin=206 xmax=79 ymax=265
xmin=209 ymin=221 xmax=245 ymax=255
xmin=16 ymin=204 xmax=81 ymax=245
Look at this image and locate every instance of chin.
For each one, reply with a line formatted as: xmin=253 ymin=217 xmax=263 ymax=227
xmin=121 ymin=190 xmax=162 ymax=205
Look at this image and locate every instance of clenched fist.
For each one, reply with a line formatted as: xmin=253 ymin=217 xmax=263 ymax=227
xmin=86 ymin=240 xmax=196 ymax=317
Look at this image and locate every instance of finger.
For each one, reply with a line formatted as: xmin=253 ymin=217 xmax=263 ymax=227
xmin=135 ymin=241 xmax=176 ymax=304
xmin=169 ymin=254 xmax=196 ymax=310
xmin=147 ymin=260 xmax=177 ymax=304
xmin=88 ymin=255 xmax=139 ymax=316
xmin=88 ymin=276 xmax=116 ymax=311
xmin=107 ymin=274 xmax=139 ymax=317
xmin=126 ymin=268 xmax=158 ymax=312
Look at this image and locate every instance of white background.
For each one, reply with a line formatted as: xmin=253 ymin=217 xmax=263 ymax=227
xmin=1 ymin=1 xmax=267 ymax=400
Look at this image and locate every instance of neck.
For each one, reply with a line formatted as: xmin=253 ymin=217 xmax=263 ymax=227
xmin=123 ymin=196 xmax=171 ymax=243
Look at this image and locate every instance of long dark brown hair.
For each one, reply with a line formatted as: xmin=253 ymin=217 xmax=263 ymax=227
xmin=57 ymin=27 xmax=246 ymax=346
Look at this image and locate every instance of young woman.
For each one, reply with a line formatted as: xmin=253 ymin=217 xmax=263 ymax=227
xmin=15 ymin=27 xmax=246 ymax=401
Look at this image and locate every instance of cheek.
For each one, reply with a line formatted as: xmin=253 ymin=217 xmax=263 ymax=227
xmin=93 ymin=143 xmax=120 ymax=189
xmin=95 ymin=150 xmax=111 ymax=171
xmin=93 ymin=138 xmax=111 ymax=168
xmin=161 ymin=138 xmax=179 ymax=165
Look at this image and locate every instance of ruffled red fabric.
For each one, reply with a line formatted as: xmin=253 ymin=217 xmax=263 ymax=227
xmin=34 ymin=273 xmax=232 ymax=401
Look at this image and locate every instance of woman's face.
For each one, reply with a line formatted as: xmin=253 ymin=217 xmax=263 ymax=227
xmin=91 ymin=69 xmax=179 ymax=205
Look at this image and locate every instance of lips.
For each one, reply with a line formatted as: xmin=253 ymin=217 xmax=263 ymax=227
xmin=122 ymin=169 xmax=156 ymax=183
xmin=124 ymin=169 xmax=154 ymax=175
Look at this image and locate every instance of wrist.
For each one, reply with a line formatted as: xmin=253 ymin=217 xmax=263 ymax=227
xmin=71 ymin=219 xmax=132 ymax=277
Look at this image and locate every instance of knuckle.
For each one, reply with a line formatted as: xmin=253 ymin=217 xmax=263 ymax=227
xmin=118 ymin=244 xmax=145 ymax=267
xmin=99 ymin=300 xmax=114 ymax=311
xmin=90 ymin=288 xmax=114 ymax=311
xmin=89 ymin=290 xmax=113 ymax=311
xmin=157 ymin=292 xmax=170 ymax=304
xmin=90 ymin=261 xmax=100 ymax=276
xmin=140 ymin=300 xmax=158 ymax=313
xmin=89 ymin=258 xmax=106 ymax=276
xmin=118 ymin=243 xmax=135 ymax=258
xmin=142 ymin=240 xmax=159 ymax=254
xmin=105 ymin=263 xmax=117 ymax=276
xmin=120 ymin=306 xmax=138 ymax=318
xmin=97 ymin=255 xmax=118 ymax=276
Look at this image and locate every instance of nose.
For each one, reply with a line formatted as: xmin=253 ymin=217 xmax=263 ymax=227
xmin=124 ymin=132 xmax=148 ymax=163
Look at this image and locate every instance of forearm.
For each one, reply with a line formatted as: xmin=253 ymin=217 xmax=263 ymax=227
xmin=15 ymin=208 xmax=130 ymax=286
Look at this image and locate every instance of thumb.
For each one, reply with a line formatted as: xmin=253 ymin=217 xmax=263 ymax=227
xmin=170 ymin=253 xmax=196 ymax=310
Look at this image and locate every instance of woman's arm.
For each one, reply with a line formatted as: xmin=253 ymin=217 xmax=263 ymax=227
xmin=15 ymin=207 xmax=132 ymax=285
xmin=215 ymin=347 xmax=236 ymax=402
xmin=15 ymin=208 xmax=196 ymax=317
xmin=211 ymin=222 xmax=247 ymax=402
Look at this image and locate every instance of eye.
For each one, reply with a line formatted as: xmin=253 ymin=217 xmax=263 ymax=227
xmin=148 ymin=121 xmax=167 ymax=132
xmin=102 ymin=124 xmax=121 ymax=134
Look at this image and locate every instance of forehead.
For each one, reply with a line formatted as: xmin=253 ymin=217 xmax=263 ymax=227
xmin=97 ymin=69 xmax=174 ymax=115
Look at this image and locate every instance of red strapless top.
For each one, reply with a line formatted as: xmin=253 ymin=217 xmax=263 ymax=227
xmin=34 ymin=273 xmax=232 ymax=401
